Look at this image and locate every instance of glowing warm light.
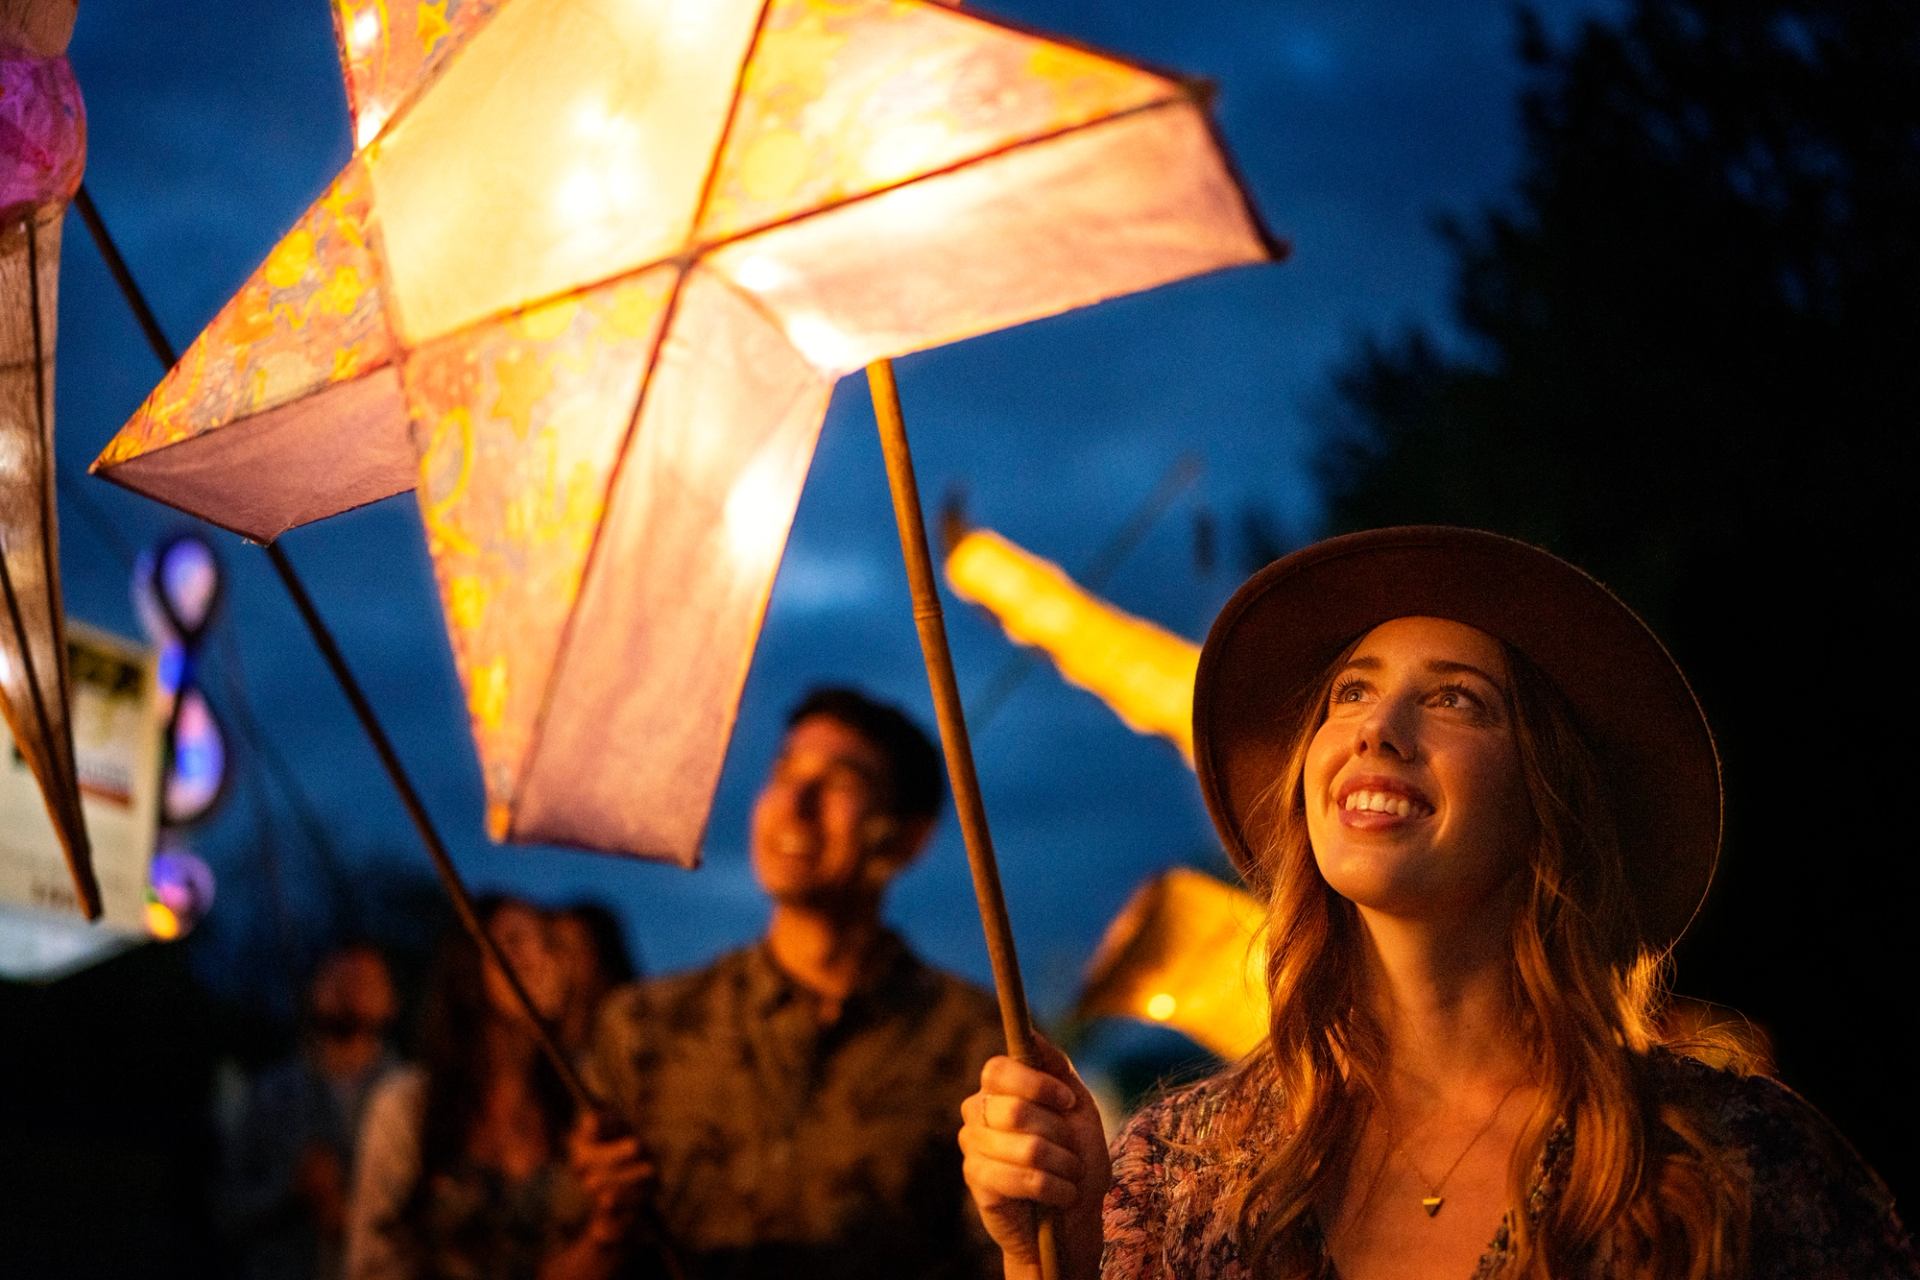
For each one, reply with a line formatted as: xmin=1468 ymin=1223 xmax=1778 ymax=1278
xmin=145 ymin=900 xmax=181 ymax=940
xmin=781 ymin=311 xmax=858 ymax=371
xmin=92 ymin=0 xmax=1273 ymax=865
xmin=349 ymin=7 xmax=381 ymax=54
xmin=1075 ymin=869 xmax=1270 ymax=1060
xmin=723 ymin=454 xmax=796 ymax=564
xmin=945 ymin=528 xmax=1199 ymax=761
xmin=725 ymin=253 xmax=794 ymax=295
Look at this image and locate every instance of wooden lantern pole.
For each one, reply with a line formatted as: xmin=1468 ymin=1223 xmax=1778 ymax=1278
xmin=867 ymin=358 xmax=1061 ymax=1280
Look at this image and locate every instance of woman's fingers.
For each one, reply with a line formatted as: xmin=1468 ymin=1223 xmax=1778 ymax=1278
xmin=959 ymin=1113 xmax=1085 ymax=1179
xmin=959 ymin=1037 xmax=1111 ymax=1279
xmin=962 ymin=1149 xmax=1084 ymax=1209
xmin=962 ymin=1091 xmax=1083 ymax=1155
xmin=979 ymin=1054 xmax=1081 ymax=1112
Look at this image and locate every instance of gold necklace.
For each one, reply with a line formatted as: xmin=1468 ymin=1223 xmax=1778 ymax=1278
xmin=1380 ymin=1079 xmax=1525 ymax=1218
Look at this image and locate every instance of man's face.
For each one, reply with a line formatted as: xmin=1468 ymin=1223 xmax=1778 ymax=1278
xmin=750 ymin=714 xmax=902 ymax=910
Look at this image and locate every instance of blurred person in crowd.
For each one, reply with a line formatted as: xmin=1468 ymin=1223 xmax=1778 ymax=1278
xmin=551 ymin=902 xmax=639 ymax=1062
xmin=345 ymin=897 xmax=625 ymax=1280
xmin=567 ymin=686 xmax=1004 ymax=1279
xmin=226 ymin=942 xmax=401 ymax=1280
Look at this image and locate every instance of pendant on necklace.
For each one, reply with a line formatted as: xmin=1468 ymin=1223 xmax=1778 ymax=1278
xmin=1421 ymin=1196 xmax=1444 ymax=1217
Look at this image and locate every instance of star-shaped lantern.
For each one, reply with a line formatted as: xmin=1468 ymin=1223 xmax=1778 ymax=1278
xmin=3 ymin=0 xmax=98 ymax=917
xmin=93 ymin=0 xmax=1273 ymax=865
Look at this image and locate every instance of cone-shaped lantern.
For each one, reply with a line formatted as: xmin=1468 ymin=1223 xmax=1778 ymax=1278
xmin=92 ymin=0 xmax=1275 ymax=865
xmin=1075 ymin=868 xmax=1268 ymax=1061
xmin=2 ymin=0 xmax=97 ymax=918
xmin=946 ymin=526 xmax=1200 ymax=761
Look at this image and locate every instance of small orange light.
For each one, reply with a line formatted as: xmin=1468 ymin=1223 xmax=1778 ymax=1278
xmin=1145 ymin=991 xmax=1178 ymax=1021
xmin=145 ymin=900 xmax=182 ymax=941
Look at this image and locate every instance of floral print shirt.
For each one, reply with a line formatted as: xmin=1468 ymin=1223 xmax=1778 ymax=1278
xmin=586 ymin=933 xmax=1005 ymax=1279
xmin=1101 ymin=1051 xmax=1918 ymax=1278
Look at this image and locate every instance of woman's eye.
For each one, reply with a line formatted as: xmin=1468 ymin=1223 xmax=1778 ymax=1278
xmin=1330 ymin=678 xmax=1366 ymax=705
xmin=1431 ymin=684 xmax=1482 ymax=711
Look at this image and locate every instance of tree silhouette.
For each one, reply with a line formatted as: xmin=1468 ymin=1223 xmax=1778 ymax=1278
xmin=1322 ymin=0 xmax=1918 ymax=1205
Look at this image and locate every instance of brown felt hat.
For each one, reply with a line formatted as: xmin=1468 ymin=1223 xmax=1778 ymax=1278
xmin=1193 ymin=526 xmax=1720 ymax=952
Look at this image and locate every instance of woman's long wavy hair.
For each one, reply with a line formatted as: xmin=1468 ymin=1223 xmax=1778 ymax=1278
xmin=1200 ymin=636 xmax=1751 ymax=1278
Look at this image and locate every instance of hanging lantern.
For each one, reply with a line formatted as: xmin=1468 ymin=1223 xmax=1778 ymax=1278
xmin=1 ymin=0 xmax=95 ymax=916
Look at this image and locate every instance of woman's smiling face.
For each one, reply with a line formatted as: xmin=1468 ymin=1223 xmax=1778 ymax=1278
xmin=1302 ymin=616 xmax=1533 ymax=924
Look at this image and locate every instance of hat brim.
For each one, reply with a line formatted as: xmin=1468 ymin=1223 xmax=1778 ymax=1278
xmin=1193 ymin=526 xmax=1720 ymax=952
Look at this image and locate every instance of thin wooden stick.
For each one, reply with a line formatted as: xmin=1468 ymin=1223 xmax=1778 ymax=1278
xmin=866 ymin=358 xmax=1061 ymax=1280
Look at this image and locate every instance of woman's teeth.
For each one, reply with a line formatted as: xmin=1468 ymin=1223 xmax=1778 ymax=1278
xmin=1342 ymin=789 xmax=1430 ymax=818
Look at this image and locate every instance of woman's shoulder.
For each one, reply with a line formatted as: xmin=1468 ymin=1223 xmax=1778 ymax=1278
xmin=1644 ymin=1047 xmax=1917 ymax=1273
xmin=1646 ymin=1046 xmax=1878 ymax=1169
xmin=1103 ymin=1063 xmax=1273 ymax=1279
xmin=1111 ymin=1059 xmax=1281 ymax=1167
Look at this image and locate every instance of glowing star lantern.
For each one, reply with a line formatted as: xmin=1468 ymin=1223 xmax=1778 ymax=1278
xmin=946 ymin=526 xmax=1200 ymax=761
xmin=91 ymin=0 xmax=1273 ymax=865
xmin=1 ymin=0 xmax=97 ymax=917
xmin=1074 ymin=868 xmax=1268 ymax=1061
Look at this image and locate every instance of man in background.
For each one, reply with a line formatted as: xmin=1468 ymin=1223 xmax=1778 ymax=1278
xmin=571 ymin=687 xmax=1004 ymax=1279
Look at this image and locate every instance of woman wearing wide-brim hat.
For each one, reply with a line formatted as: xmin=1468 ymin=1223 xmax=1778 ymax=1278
xmin=959 ymin=527 xmax=1917 ymax=1279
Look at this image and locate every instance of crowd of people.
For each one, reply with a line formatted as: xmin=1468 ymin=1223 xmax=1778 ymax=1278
xmin=221 ymin=896 xmax=639 ymax=1280
xmin=219 ymin=686 xmax=1003 ymax=1280
xmin=211 ymin=530 xmax=1918 ymax=1280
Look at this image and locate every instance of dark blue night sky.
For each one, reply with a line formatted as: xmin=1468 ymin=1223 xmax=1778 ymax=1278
xmin=53 ymin=0 xmax=1615 ymax=1013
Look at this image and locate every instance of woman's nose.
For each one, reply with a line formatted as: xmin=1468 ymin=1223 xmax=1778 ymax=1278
xmin=1356 ymin=698 xmax=1416 ymax=761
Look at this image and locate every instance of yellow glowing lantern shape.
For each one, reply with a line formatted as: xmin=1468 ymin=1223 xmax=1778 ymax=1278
xmin=2 ymin=0 xmax=98 ymax=917
xmin=945 ymin=526 xmax=1200 ymax=761
xmin=1075 ymin=867 xmax=1268 ymax=1061
xmin=92 ymin=0 xmax=1272 ymax=864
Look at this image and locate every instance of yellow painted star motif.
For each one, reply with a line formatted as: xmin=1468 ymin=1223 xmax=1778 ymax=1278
xmin=93 ymin=0 xmax=1275 ymax=864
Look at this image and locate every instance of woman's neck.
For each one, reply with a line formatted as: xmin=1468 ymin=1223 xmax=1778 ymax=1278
xmin=1355 ymin=905 xmax=1532 ymax=1095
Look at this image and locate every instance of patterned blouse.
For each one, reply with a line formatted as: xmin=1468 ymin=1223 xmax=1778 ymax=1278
xmin=1101 ymin=1051 xmax=1918 ymax=1279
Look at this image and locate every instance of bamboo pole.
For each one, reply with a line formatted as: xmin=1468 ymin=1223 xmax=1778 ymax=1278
xmin=866 ymin=358 xmax=1061 ymax=1280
